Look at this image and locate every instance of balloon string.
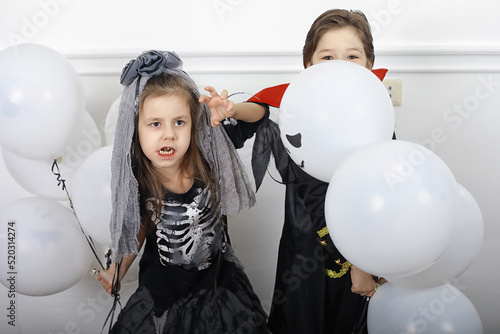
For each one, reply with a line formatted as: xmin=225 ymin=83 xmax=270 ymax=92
xmin=228 ymin=91 xmax=251 ymax=99
xmin=101 ymin=260 xmax=122 ymax=334
xmin=351 ymin=296 xmax=370 ymax=334
xmin=51 ymin=159 xmax=106 ymax=270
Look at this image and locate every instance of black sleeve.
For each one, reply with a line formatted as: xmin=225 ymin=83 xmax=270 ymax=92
xmin=222 ymin=104 xmax=268 ymax=149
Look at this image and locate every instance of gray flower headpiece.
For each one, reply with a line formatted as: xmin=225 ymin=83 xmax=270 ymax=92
xmin=110 ymin=50 xmax=256 ymax=262
xmin=120 ymin=50 xmax=183 ymax=86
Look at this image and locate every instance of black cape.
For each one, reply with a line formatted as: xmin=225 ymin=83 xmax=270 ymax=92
xmin=226 ymin=71 xmax=392 ymax=332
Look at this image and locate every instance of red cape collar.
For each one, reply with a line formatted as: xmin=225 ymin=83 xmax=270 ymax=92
xmin=247 ymin=68 xmax=388 ymax=108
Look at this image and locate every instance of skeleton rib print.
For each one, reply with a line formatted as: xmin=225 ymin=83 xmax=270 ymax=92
xmin=148 ymin=186 xmax=220 ymax=270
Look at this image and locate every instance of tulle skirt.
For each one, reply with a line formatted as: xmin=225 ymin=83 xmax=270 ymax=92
xmin=110 ymin=259 xmax=269 ymax=334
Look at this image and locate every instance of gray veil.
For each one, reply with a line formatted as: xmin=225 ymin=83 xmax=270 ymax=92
xmin=109 ymin=50 xmax=256 ymax=262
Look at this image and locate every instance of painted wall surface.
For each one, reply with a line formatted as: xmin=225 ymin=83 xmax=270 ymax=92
xmin=1 ymin=0 xmax=499 ymax=52
xmin=0 ymin=0 xmax=499 ymax=333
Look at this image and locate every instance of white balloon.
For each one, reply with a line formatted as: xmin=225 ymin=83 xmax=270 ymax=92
xmin=61 ymin=111 xmax=102 ymax=169
xmin=104 ymin=95 xmax=121 ymax=146
xmin=368 ymin=283 xmax=483 ymax=334
xmin=386 ymin=183 xmax=483 ymax=288
xmin=2 ymin=112 xmax=101 ymax=200
xmin=0 ymin=43 xmax=85 ymax=159
xmin=2 ymin=149 xmax=73 ymax=201
xmin=70 ymin=146 xmax=112 ymax=245
xmin=0 ymin=197 xmax=92 ymax=296
xmin=279 ymin=60 xmax=394 ymax=182
xmin=325 ymin=140 xmax=459 ymax=277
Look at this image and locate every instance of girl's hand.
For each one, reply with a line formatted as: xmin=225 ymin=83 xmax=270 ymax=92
xmin=350 ymin=265 xmax=377 ymax=297
xmin=97 ymin=264 xmax=120 ymax=295
xmin=199 ymin=86 xmax=235 ymax=127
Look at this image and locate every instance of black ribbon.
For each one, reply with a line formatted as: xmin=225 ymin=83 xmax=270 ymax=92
xmin=51 ymin=159 xmax=106 ymax=270
xmin=101 ymin=260 xmax=123 ymax=334
xmin=351 ymin=296 xmax=370 ymax=334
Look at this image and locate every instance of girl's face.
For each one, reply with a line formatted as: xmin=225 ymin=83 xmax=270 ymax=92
xmin=307 ymin=26 xmax=370 ymax=69
xmin=138 ymin=93 xmax=192 ymax=176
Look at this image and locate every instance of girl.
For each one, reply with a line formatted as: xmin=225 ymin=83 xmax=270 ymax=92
xmin=201 ymin=9 xmax=387 ymax=334
xmin=98 ymin=50 xmax=269 ymax=334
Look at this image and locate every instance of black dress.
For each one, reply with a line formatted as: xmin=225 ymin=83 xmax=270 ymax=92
xmin=110 ymin=182 xmax=269 ymax=334
xmin=110 ymin=114 xmax=270 ymax=334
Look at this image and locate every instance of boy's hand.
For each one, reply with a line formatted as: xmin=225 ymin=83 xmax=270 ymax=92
xmin=199 ymin=86 xmax=235 ymax=127
xmin=350 ymin=265 xmax=377 ymax=297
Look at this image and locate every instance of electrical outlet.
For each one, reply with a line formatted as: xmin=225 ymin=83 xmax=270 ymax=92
xmin=383 ymin=79 xmax=402 ymax=106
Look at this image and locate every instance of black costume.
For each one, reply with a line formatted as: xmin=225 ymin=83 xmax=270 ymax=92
xmin=226 ymin=112 xmax=368 ymax=334
xmin=111 ymin=120 xmax=270 ymax=334
xmin=225 ymin=70 xmax=392 ymax=333
xmin=110 ymin=183 xmax=269 ymax=334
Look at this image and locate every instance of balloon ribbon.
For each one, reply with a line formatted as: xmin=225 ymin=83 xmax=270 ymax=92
xmin=51 ymin=159 xmax=106 ymax=270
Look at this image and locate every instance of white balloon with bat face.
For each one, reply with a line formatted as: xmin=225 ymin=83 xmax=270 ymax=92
xmin=279 ymin=60 xmax=394 ymax=183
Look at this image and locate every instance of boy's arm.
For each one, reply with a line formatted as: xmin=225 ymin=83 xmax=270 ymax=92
xmin=350 ymin=265 xmax=377 ymax=297
xmin=199 ymin=86 xmax=265 ymax=127
xmin=233 ymin=102 xmax=266 ymax=123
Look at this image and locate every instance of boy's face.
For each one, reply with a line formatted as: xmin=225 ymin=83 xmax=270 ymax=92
xmin=307 ymin=26 xmax=370 ymax=69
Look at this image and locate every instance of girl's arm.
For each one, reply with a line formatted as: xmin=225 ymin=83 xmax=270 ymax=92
xmin=98 ymin=223 xmax=148 ymax=294
xmin=199 ymin=86 xmax=266 ymax=127
xmin=98 ymin=255 xmax=136 ymax=294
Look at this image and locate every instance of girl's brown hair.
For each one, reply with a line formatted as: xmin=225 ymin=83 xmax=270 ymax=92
xmin=132 ymin=73 xmax=215 ymax=230
xmin=302 ymin=9 xmax=375 ymax=69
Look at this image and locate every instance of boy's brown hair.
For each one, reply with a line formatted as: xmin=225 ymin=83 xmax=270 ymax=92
xmin=302 ymin=9 xmax=375 ymax=69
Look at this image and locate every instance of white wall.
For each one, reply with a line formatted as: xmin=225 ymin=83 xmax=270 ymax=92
xmin=1 ymin=0 xmax=499 ymax=333
xmin=1 ymin=0 xmax=500 ymax=52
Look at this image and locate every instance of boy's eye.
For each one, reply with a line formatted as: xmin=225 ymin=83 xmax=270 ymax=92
xmin=322 ymin=56 xmax=334 ymax=60
xmin=347 ymin=55 xmax=359 ymax=60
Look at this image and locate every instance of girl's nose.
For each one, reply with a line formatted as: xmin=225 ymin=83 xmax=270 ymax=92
xmin=163 ymin=127 xmax=175 ymax=140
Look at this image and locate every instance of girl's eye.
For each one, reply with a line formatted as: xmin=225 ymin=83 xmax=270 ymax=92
xmin=175 ymin=120 xmax=185 ymax=126
xmin=151 ymin=122 xmax=160 ymax=127
xmin=322 ymin=56 xmax=334 ymax=60
xmin=347 ymin=55 xmax=358 ymax=60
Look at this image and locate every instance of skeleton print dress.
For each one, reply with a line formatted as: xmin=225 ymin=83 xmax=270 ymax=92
xmin=110 ymin=181 xmax=269 ymax=334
